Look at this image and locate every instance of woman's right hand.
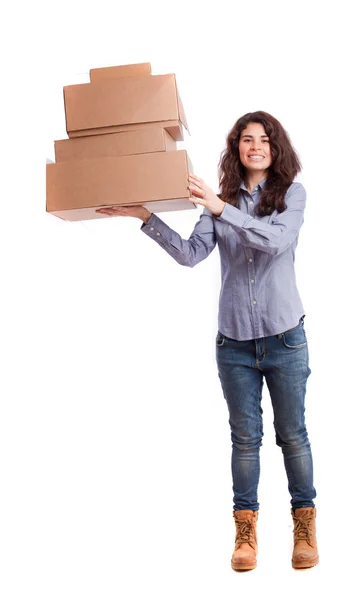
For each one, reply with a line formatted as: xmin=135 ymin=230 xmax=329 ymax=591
xmin=96 ymin=205 xmax=152 ymax=223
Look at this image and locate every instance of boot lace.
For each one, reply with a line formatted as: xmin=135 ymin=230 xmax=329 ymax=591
xmin=234 ymin=517 xmax=256 ymax=549
xmin=292 ymin=511 xmax=315 ymax=548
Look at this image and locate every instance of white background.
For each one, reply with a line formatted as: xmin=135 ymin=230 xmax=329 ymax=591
xmin=1 ymin=1 xmax=363 ymax=598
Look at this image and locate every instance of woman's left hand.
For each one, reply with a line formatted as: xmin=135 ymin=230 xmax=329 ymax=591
xmin=188 ymin=173 xmax=226 ymax=216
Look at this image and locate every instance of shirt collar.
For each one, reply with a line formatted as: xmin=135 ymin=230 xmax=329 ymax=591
xmin=240 ymin=177 xmax=267 ymax=192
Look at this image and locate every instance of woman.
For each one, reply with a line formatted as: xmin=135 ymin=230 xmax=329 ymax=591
xmin=97 ymin=111 xmax=318 ymax=571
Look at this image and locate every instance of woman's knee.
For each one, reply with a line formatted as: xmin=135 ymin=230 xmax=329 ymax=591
xmin=231 ymin=430 xmax=263 ymax=451
xmin=275 ymin=426 xmax=309 ymax=448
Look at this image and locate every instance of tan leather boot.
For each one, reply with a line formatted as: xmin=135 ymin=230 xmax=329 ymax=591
xmin=291 ymin=507 xmax=319 ymax=568
xmin=231 ymin=509 xmax=258 ymax=571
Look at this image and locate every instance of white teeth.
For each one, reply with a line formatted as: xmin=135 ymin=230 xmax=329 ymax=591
xmin=249 ymin=156 xmax=264 ymax=160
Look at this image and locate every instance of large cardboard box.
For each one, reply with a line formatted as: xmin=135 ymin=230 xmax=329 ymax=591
xmin=63 ymin=74 xmax=189 ymax=141
xmin=46 ymin=150 xmax=195 ymax=221
xmin=90 ymin=62 xmax=152 ymax=82
xmin=54 ymin=127 xmax=176 ymax=162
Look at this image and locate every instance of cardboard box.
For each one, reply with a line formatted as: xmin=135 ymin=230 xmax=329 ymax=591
xmin=66 ymin=120 xmax=184 ymax=142
xmin=46 ymin=150 xmax=195 ymax=221
xmin=54 ymin=127 xmax=176 ymax=162
xmin=90 ymin=63 xmax=152 ymax=82
xmin=64 ymin=74 xmax=189 ymax=141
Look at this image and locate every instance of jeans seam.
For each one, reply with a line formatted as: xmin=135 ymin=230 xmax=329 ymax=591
xmin=282 ymin=337 xmax=308 ymax=349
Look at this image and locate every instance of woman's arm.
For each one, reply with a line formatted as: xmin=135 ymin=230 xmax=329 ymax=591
xmin=140 ymin=210 xmax=217 ymax=267
xmin=216 ymin=183 xmax=306 ymax=256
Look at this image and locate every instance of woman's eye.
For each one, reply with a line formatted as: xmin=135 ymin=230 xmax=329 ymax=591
xmin=242 ymin=139 xmax=269 ymax=142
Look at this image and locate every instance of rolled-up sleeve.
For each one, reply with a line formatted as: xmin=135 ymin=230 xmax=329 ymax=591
xmin=140 ymin=209 xmax=216 ymax=267
xmin=217 ymin=182 xmax=306 ymax=256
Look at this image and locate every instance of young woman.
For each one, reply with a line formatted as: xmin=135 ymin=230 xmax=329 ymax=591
xmin=97 ymin=111 xmax=319 ymax=571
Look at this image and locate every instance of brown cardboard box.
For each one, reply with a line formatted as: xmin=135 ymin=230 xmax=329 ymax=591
xmin=90 ymin=62 xmax=152 ymax=82
xmin=64 ymin=74 xmax=189 ymax=141
xmin=67 ymin=120 xmax=184 ymax=142
xmin=54 ymin=127 xmax=176 ymax=162
xmin=46 ymin=150 xmax=195 ymax=221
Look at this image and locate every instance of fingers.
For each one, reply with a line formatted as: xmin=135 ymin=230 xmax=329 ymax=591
xmin=188 ymin=185 xmax=204 ymax=197
xmin=188 ymin=173 xmax=207 ymax=199
xmin=189 ymin=173 xmax=203 ymax=183
xmin=188 ymin=174 xmax=202 ymax=187
xmin=96 ymin=206 xmax=127 ymax=216
xmin=188 ymin=180 xmax=204 ymax=196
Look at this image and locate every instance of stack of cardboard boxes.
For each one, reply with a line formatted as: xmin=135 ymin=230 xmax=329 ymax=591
xmin=46 ymin=62 xmax=195 ymax=221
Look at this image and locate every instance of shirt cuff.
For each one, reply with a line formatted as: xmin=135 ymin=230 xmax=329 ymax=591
xmin=140 ymin=212 xmax=172 ymax=242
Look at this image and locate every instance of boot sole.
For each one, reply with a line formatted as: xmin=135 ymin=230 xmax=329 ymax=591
xmin=231 ymin=561 xmax=257 ymax=571
xmin=292 ymin=556 xmax=319 ymax=569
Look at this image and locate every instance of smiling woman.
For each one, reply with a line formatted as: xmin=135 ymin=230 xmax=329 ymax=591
xmin=100 ymin=109 xmax=318 ymax=572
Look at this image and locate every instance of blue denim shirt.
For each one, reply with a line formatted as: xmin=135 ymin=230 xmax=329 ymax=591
xmin=140 ymin=178 xmax=306 ymax=340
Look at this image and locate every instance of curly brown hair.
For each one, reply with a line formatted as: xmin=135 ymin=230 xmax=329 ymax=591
xmin=218 ymin=111 xmax=302 ymax=216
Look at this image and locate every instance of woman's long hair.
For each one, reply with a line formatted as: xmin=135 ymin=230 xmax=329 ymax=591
xmin=218 ymin=111 xmax=302 ymax=216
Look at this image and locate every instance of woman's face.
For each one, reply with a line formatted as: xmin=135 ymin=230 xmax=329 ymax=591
xmin=238 ymin=122 xmax=272 ymax=173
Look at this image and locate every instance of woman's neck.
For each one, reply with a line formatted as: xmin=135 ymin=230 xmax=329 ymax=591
xmin=244 ymin=171 xmax=268 ymax=194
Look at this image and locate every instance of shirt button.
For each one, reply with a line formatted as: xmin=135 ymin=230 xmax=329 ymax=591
xmin=251 ymin=279 xmax=255 ymax=283
xmin=150 ymin=227 xmax=154 ymax=231
xmin=156 ymin=232 xmax=160 ymax=236
xmin=253 ymin=300 xmax=257 ymax=305
xmin=250 ymin=201 xmax=253 ymax=204
xmin=248 ymin=258 xmax=253 ymax=262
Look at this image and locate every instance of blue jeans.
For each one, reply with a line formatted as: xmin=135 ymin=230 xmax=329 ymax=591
xmin=216 ymin=316 xmax=316 ymax=512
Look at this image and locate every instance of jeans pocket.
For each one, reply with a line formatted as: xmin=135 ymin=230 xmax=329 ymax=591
xmin=282 ymin=322 xmax=307 ymax=349
xmin=216 ymin=331 xmax=225 ymax=347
